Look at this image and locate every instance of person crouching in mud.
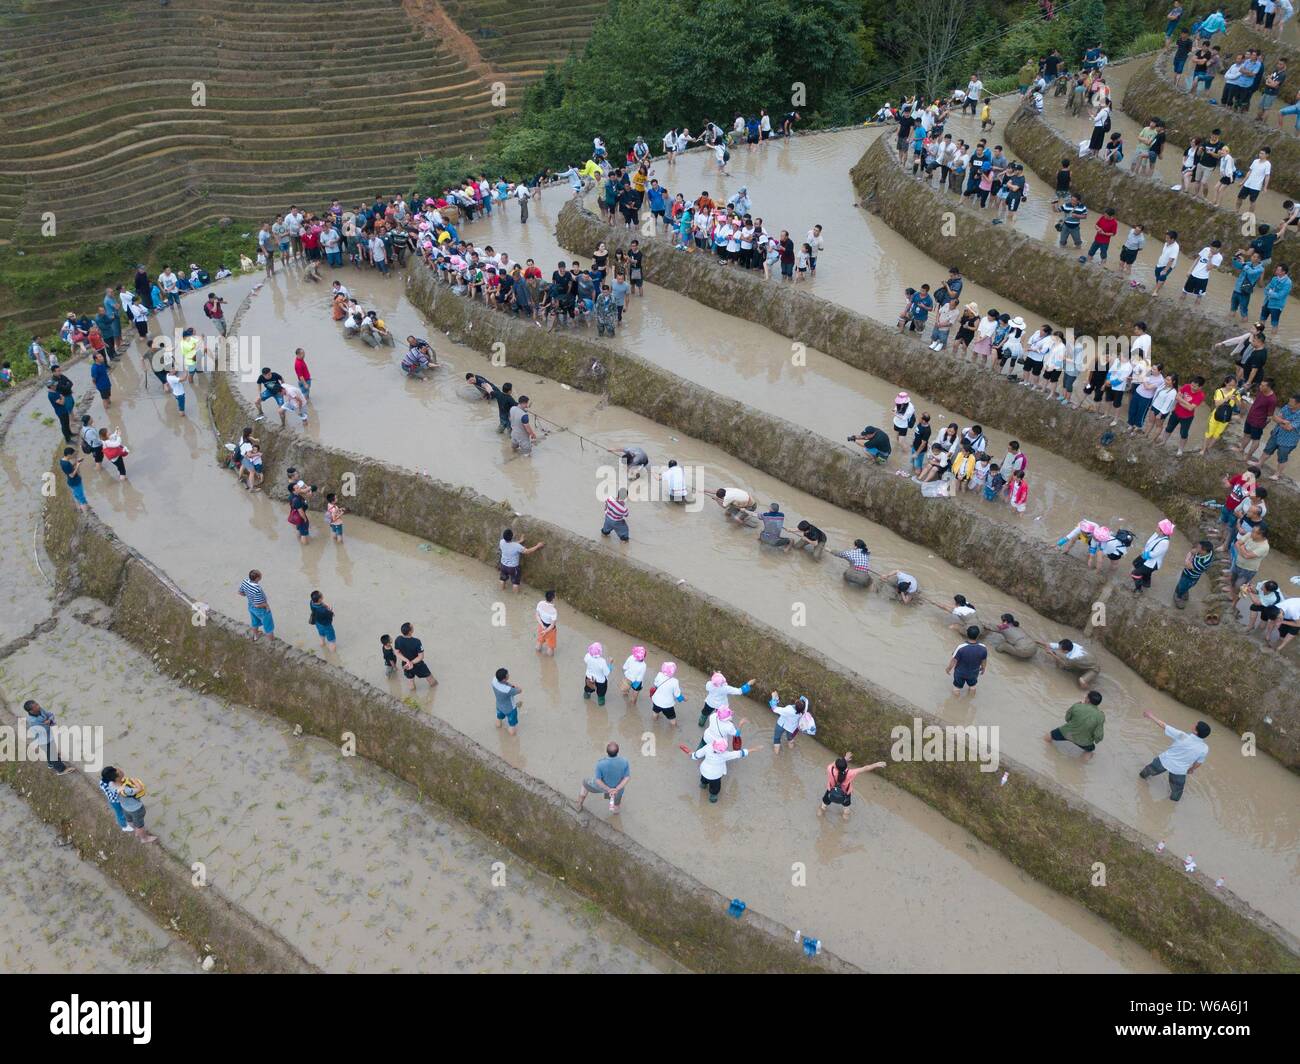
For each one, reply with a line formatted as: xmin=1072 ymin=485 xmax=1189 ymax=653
xmin=1043 ymin=637 xmax=1100 ymax=688
xmin=711 ymin=486 xmax=760 ymax=526
xmin=882 ymin=569 xmax=920 ymax=603
xmin=990 ymin=613 xmax=1038 ymax=659
xmin=832 ymin=539 xmax=872 ymax=586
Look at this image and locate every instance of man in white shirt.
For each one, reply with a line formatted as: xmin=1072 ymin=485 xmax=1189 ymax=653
xmin=1237 ymin=148 xmax=1271 ymax=205
xmin=1180 ymin=241 xmax=1223 ymax=301
xmin=1130 ymin=322 xmax=1152 ymax=362
xmin=159 ymin=267 xmax=180 ymax=307
xmin=285 ymin=207 xmax=304 ymax=260
xmin=658 ymin=459 xmax=689 ymax=503
xmin=1153 ymin=232 xmax=1180 ymax=293
xmin=1273 ymin=597 xmax=1300 ymax=650
xmin=1139 ymin=711 xmax=1209 ymax=801
xmin=964 ymin=75 xmax=983 ymax=115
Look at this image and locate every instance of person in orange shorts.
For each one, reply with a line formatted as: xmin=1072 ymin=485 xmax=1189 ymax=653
xmin=535 ymin=589 xmax=557 ymax=655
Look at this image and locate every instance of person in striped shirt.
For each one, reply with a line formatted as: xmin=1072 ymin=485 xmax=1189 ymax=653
xmin=601 ymin=488 xmax=630 ymax=541
xmin=1173 ymin=540 xmax=1215 ymax=607
xmin=238 ymin=569 xmax=274 ymax=638
xmin=833 ymin=539 xmax=872 ymax=586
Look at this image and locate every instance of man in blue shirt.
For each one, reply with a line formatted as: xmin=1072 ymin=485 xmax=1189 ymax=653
xmin=1259 ymin=264 xmax=1292 ymax=330
xmin=946 ymin=626 xmax=989 ymax=695
xmin=1229 ymin=250 xmax=1265 ymax=319
xmin=1261 ymin=392 xmax=1300 ymax=479
xmin=577 ymin=741 xmax=630 ymax=813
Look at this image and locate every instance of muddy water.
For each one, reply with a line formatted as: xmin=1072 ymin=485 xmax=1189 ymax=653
xmin=477 ymin=162 xmax=1211 ymax=538
xmin=0 ymin=613 xmax=680 ymax=974
xmin=1034 ymin=62 xmax=1300 ymax=347
xmin=62 ymin=372 xmax=1167 ymax=973
xmin=85 ymin=273 xmax=1296 ymax=942
xmin=0 ymin=788 xmax=195 ymax=973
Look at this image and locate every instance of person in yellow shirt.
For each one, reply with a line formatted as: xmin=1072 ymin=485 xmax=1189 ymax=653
xmin=579 ymin=158 xmax=602 ymax=183
xmin=1199 ymin=374 xmax=1239 ymax=455
xmin=980 ymin=101 xmax=993 ymax=131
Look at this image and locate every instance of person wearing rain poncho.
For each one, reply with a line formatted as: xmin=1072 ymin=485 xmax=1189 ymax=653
xmin=620 ymin=646 xmax=648 ymax=706
xmin=686 ymin=739 xmax=750 ymax=803
xmin=769 ymin=691 xmax=815 ymax=753
xmin=649 ymin=662 xmax=686 ymax=725
xmin=583 ymin=643 xmax=612 ymax=706
xmin=698 ymin=671 xmax=755 ymax=728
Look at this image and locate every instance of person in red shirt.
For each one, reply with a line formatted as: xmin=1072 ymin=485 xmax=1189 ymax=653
xmin=523 ymin=259 xmax=543 ymax=279
xmin=1217 ymin=465 xmax=1260 ymax=545
xmin=1240 ymin=379 xmax=1277 ymax=462
xmin=1086 ymin=207 xmax=1120 ymax=265
xmin=300 ymin=222 xmax=322 ymax=261
xmin=1162 ymin=374 xmax=1205 ymax=454
xmin=293 ymin=347 xmax=312 ymax=402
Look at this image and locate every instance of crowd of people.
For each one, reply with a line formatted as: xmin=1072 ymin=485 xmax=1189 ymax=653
xmin=32 ymin=83 xmax=1298 ymax=851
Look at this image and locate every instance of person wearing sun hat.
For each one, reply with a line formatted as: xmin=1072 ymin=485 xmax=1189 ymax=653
xmin=685 ymin=738 xmax=750 ymax=803
xmin=1131 ymin=519 xmax=1175 ymax=592
xmin=891 ymin=391 xmax=916 ymax=443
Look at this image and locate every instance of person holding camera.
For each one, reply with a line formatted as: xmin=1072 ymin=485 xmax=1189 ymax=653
xmin=204 ymin=292 xmax=226 ymax=335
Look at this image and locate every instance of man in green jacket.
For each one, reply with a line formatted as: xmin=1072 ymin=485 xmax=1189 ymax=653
xmin=1045 ymin=690 xmax=1105 ymax=761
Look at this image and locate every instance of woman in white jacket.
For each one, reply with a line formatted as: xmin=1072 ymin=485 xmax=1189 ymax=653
xmin=620 ymin=646 xmax=647 ymax=706
xmin=650 ymin=662 xmax=686 ymax=725
xmin=583 ymin=642 xmax=612 ymax=706
xmin=1131 ymin=519 xmax=1174 ymax=593
xmin=697 ymin=671 xmax=755 ymax=728
xmin=687 ymin=739 xmax=750 ymax=803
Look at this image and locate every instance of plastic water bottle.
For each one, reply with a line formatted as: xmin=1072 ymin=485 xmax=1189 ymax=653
xmin=1184 ymin=854 xmax=1196 ymax=873
xmin=1214 ymin=877 xmax=1225 ymax=889
xmin=999 ymin=771 xmax=1009 ymax=786
xmin=1156 ymin=840 xmax=1166 ymax=852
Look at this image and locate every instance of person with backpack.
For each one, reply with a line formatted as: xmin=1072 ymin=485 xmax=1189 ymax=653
xmin=818 ymin=753 xmax=887 ymax=821
xmin=103 ymin=766 xmax=157 ymax=843
xmin=1131 ymin=519 xmax=1174 ymax=593
xmin=1198 ymin=374 xmax=1240 ymax=455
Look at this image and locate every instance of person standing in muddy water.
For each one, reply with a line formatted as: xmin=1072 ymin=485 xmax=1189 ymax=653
xmin=498 ymin=528 xmax=543 ymax=594
xmin=1138 ymin=711 xmax=1209 ymax=802
xmin=818 ymin=753 xmax=887 ymax=822
xmin=238 ymin=569 xmax=274 ymax=639
xmin=946 ymin=626 xmax=988 ymax=695
xmin=394 ymin=622 xmax=437 ymax=691
xmin=1045 ymin=691 xmax=1105 ymax=762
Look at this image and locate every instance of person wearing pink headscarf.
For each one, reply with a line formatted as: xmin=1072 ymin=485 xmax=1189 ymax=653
xmin=697 ymin=671 xmax=756 ymax=728
xmin=650 ymin=662 xmax=685 ymax=724
xmin=1131 ymin=519 xmax=1174 ymax=592
xmin=684 ymin=738 xmax=750 ymax=803
xmin=700 ymin=703 xmax=748 ymax=752
xmin=583 ymin=642 xmax=612 ymax=705
xmin=620 ymin=646 xmax=648 ymax=705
